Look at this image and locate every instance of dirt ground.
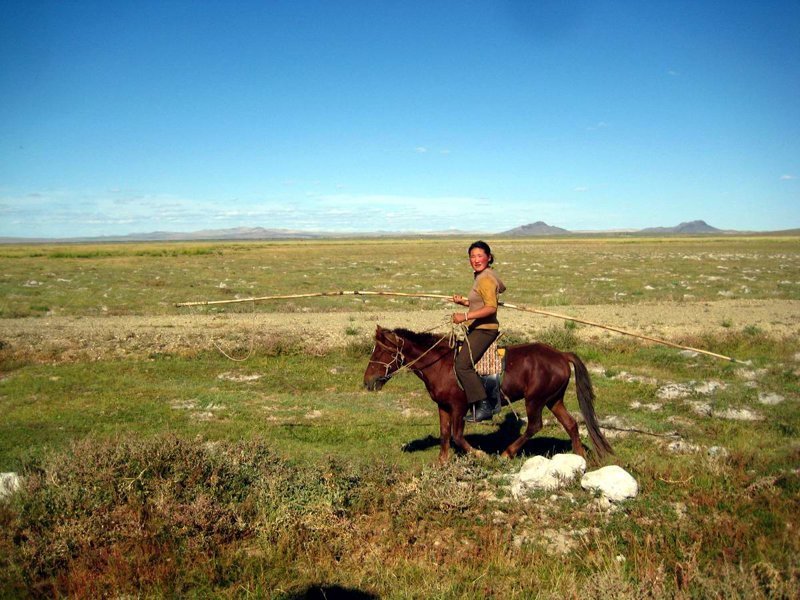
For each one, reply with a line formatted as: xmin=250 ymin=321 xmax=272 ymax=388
xmin=1 ymin=299 xmax=797 ymax=364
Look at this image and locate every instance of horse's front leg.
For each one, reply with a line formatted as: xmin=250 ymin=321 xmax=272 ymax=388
xmin=450 ymin=402 xmax=484 ymax=457
xmin=437 ymin=405 xmax=452 ymax=463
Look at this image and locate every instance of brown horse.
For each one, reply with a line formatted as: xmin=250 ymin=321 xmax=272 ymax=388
xmin=364 ymin=326 xmax=614 ymax=463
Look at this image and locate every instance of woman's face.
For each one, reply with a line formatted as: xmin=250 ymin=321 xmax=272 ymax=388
xmin=469 ymin=248 xmax=491 ymax=273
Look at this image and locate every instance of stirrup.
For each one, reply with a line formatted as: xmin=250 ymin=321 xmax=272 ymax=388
xmin=465 ymin=400 xmax=494 ymax=423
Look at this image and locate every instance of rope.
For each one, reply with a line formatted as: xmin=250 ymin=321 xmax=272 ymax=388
xmin=192 ymin=298 xmax=257 ymax=361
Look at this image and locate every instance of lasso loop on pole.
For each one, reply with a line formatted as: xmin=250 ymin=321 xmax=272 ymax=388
xmin=175 ymin=289 xmax=741 ymax=363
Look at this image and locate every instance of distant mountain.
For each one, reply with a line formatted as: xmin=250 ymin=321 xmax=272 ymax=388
xmin=0 ymin=226 xmax=475 ymax=244
xmin=4 ymin=220 xmax=797 ymax=244
xmin=141 ymin=227 xmax=323 ymax=241
xmin=500 ymin=221 xmax=570 ymax=236
xmin=638 ymin=220 xmax=723 ymax=234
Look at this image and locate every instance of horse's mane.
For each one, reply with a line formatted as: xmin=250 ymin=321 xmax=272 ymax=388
xmin=388 ymin=328 xmax=442 ymax=348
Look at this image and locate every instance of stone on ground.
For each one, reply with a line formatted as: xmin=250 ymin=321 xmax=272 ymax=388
xmin=511 ymin=454 xmax=587 ymax=497
xmin=0 ymin=472 xmax=21 ymax=500
xmin=581 ymin=465 xmax=638 ymax=502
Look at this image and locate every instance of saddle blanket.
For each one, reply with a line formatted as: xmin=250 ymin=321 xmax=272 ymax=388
xmin=475 ymin=339 xmax=505 ymax=376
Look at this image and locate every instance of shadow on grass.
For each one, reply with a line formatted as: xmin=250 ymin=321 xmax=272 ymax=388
xmin=402 ymin=413 xmax=580 ymax=458
xmin=285 ymin=585 xmax=379 ymax=599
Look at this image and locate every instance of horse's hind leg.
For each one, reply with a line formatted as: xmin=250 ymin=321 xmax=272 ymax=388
xmin=548 ymin=397 xmax=585 ymax=458
xmin=501 ymin=403 xmax=544 ymax=459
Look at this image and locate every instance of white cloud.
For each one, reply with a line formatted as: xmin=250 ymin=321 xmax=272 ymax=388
xmin=415 ymin=146 xmax=428 ymax=153
xmin=574 ymin=186 xmax=589 ymax=192
xmin=780 ymin=174 xmax=796 ymax=180
xmin=1 ymin=188 xmax=589 ymax=237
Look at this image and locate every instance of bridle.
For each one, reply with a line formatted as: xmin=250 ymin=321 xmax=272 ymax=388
xmin=368 ymin=333 xmax=451 ymax=382
xmin=368 ymin=337 xmax=407 ymax=382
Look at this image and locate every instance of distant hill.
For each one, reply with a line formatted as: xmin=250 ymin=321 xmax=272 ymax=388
xmin=638 ymin=220 xmax=723 ymax=234
xmin=142 ymin=227 xmax=324 ymax=241
xmin=500 ymin=221 xmax=570 ymax=236
xmin=0 ymin=226 xmax=476 ymax=244
xmin=5 ymin=220 xmax=799 ymax=244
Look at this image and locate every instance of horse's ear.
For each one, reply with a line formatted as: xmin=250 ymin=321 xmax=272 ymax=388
xmin=384 ymin=330 xmax=400 ymax=346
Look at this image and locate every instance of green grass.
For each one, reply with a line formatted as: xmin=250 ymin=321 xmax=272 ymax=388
xmin=1 ymin=236 xmax=799 ymax=598
xmin=1 ymin=236 xmax=799 ymax=317
xmin=1 ymin=331 xmax=798 ymax=598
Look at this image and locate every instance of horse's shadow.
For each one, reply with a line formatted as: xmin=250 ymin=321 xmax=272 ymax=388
xmin=284 ymin=585 xmax=378 ymax=600
xmin=402 ymin=412 xmax=579 ymax=458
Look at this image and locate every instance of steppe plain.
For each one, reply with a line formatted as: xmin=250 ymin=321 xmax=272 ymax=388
xmin=1 ymin=235 xmax=799 ymax=599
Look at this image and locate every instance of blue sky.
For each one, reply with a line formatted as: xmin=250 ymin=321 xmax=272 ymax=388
xmin=1 ymin=0 xmax=798 ymax=237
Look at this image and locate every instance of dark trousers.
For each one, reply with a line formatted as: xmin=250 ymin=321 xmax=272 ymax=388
xmin=455 ymin=328 xmax=499 ymax=404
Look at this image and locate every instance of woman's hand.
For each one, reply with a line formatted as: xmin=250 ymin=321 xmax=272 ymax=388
xmin=452 ymin=311 xmax=469 ymax=324
xmin=452 ymin=294 xmax=468 ymax=306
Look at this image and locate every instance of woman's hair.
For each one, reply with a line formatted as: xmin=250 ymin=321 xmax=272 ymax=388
xmin=468 ymin=240 xmax=494 ymax=265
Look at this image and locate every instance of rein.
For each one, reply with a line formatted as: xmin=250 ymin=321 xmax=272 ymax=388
xmin=369 ymin=330 xmax=455 ymax=381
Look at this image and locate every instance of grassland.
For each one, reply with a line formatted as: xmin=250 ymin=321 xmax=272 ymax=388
xmin=0 ymin=236 xmax=798 ymax=598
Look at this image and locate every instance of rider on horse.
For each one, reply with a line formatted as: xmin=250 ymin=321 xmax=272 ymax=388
xmin=451 ymin=241 xmax=506 ymax=422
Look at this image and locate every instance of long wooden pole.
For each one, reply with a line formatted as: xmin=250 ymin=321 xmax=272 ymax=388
xmin=176 ymin=290 xmax=740 ymax=362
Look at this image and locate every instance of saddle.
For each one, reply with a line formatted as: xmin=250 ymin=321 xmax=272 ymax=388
xmin=454 ymin=336 xmax=506 ymax=402
xmin=475 ymin=337 xmax=505 ymax=376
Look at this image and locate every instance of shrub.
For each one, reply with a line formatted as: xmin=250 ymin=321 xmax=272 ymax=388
xmin=1 ymin=436 xmax=295 ymax=595
xmin=0 ymin=436 xmax=405 ymax=597
xmin=535 ymin=323 xmax=579 ymax=351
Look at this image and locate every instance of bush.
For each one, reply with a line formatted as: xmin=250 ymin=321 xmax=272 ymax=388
xmin=0 ymin=435 xmax=411 ymax=597
xmin=536 ymin=323 xmax=580 ymax=351
xmin=1 ymin=436 xmax=308 ymax=596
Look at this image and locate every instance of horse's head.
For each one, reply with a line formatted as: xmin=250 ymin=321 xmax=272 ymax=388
xmin=364 ymin=326 xmax=405 ymax=391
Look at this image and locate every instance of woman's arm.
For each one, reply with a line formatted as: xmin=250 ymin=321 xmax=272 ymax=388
xmin=451 ymin=294 xmax=469 ymax=306
xmin=452 ymin=305 xmax=496 ymax=324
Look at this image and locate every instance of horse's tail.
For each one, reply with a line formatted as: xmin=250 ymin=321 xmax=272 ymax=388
xmin=567 ymin=352 xmax=614 ymax=458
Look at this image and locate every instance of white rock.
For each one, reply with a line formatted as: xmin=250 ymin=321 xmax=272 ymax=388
xmin=736 ymin=368 xmax=767 ymax=381
xmin=687 ymin=401 xmax=713 ymax=416
xmin=707 ymin=446 xmax=729 ymax=458
xmin=513 ymin=454 xmax=587 ymax=496
xmin=657 ymin=383 xmax=693 ymax=400
xmin=0 ymin=472 xmax=21 ymax=499
xmin=630 ymin=401 xmax=662 ymax=412
xmin=581 ymin=465 xmax=638 ymax=502
xmin=217 ymin=372 xmax=262 ymax=382
xmin=551 ymin=453 xmax=587 ymax=478
xmin=587 ymin=496 xmax=616 ymax=512
xmin=758 ymin=392 xmax=785 ymax=405
xmin=613 ymin=371 xmax=658 ymax=385
xmin=713 ymin=408 xmax=763 ymax=421
xmin=668 ymin=440 xmax=700 ymax=453
xmin=695 ymin=380 xmax=726 ymax=395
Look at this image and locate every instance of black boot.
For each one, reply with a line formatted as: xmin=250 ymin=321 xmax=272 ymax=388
xmin=465 ymin=399 xmax=495 ymax=422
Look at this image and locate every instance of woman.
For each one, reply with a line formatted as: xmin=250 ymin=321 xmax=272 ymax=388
xmin=451 ymin=240 xmax=506 ymax=422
